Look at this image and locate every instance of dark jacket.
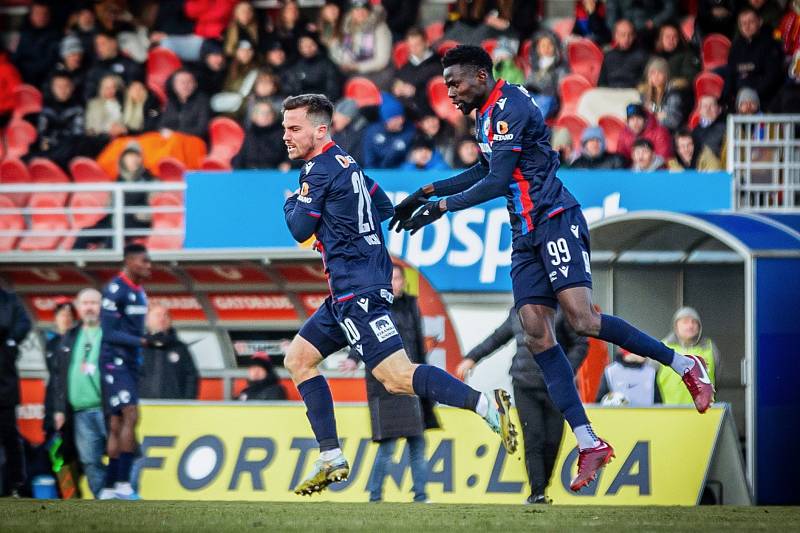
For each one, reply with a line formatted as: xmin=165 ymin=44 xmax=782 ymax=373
xmin=362 ymin=121 xmax=415 ymax=169
xmin=333 ymin=117 xmax=368 ymax=163
xmin=692 ymin=114 xmax=727 ymax=156
xmin=695 ymin=0 xmax=737 ymax=41
xmin=724 ymin=28 xmax=785 ymax=108
xmin=0 ymin=289 xmax=32 ymax=407
xmin=138 ymin=328 xmax=199 ymax=400
xmin=598 ymin=46 xmax=650 ymax=89
xmin=351 ymin=293 xmax=440 ymax=442
xmin=465 ymin=308 xmax=588 ymax=390
xmin=233 ymin=122 xmax=289 ymax=169
xmin=37 ymin=93 xmax=85 ymax=156
xmin=570 ymin=151 xmax=627 ymax=169
xmin=13 ymin=22 xmax=61 ymax=86
xmin=655 ymin=47 xmax=701 ymax=86
xmin=154 ymin=0 xmax=195 ymax=35
xmin=50 ymin=323 xmax=103 ymax=416
xmin=237 ymin=377 xmax=287 ymax=401
xmin=84 ymin=54 xmax=144 ymax=101
xmin=160 ymin=82 xmax=210 ymax=138
xmin=43 ymin=332 xmax=66 ymax=435
xmin=283 ymin=53 xmax=342 ymax=103
xmin=394 ymin=51 xmax=442 ymax=118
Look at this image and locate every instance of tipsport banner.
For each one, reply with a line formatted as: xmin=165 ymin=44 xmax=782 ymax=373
xmin=134 ymin=403 xmax=724 ymax=505
xmin=185 ymin=170 xmax=731 ymax=291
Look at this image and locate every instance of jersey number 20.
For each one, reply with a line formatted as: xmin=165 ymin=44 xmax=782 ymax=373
xmin=352 ymin=171 xmax=375 ymax=234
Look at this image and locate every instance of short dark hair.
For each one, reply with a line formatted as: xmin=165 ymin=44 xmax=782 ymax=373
xmin=406 ymin=26 xmax=426 ymax=40
xmin=738 ymin=6 xmax=760 ymax=18
xmin=632 ymin=138 xmax=654 ymax=150
xmin=282 ymin=93 xmax=333 ymax=127
xmin=674 ymin=128 xmax=693 ymax=140
xmin=124 ymin=243 xmax=148 ymax=258
xmin=441 ymin=45 xmax=493 ymax=75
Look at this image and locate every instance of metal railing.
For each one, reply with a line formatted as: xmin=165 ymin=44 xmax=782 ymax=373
xmin=0 ymin=181 xmax=186 ymax=257
xmin=727 ymin=114 xmax=800 ymax=210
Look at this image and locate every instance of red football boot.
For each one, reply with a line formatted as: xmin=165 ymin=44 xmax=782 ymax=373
xmin=570 ymin=439 xmax=615 ymax=492
xmin=681 ymin=354 xmax=715 ymax=413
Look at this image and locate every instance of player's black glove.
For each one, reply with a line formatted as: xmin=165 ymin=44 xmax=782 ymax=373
xmin=143 ymin=332 xmax=169 ymax=349
xmin=402 ymin=200 xmax=445 ymax=235
xmin=389 ymin=184 xmax=434 ymax=232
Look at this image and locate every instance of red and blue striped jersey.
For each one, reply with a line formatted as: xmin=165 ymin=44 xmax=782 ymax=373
xmin=475 ymin=79 xmax=579 ymax=237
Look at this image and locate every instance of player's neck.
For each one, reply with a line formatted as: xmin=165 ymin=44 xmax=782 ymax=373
xmin=305 ymin=137 xmax=334 ymax=161
xmin=122 ymin=268 xmax=142 ymax=286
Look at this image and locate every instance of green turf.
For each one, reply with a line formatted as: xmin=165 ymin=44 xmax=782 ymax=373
xmin=1 ymin=501 xmax=799 ymax=532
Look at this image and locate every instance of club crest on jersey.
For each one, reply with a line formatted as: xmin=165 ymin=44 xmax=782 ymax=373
xmin=370 ymin=315 xmax=398 ymax=342
xmin=300 ymin=182 xmax=310 ymax=196
xmin=496 ymin=121 xmax=509 ymax=134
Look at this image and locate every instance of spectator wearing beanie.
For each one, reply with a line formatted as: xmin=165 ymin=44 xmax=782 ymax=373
xmin=66 ymin=5 xmax=99 ymax=64
xmin=362 ymin=93 xmax=415 ymax=168
xmin=571 ymin=127 xmax=626 ymax=169
xmin=525 ymin=31 xmax=568 ymax=119
xmin=492 ymin=38 xmax=525 ymax=86
xmin=630 ymin=138 xmax=664 ymax=171
xmin=736 ymin=87 xmax=760 ymax=115
xmin=453 ymin=136 xmax=481 ymax=168
xmin=401 ymin=137 xmax=450 ymax=171
xmin=332 ymin=98 xmax=367 ymax=162
xmin=233 ymin=101 xmax=290 ymax=170
xmin=598 ymin=20 xmax=649 ymax=89
xmin=283 ymin=33 xmax=342 ymax=101
xmin=237 ymin=352 xmax=287 ymax=401
xmin=55 ymin=35 xmax=88 ymax=98
xmin=13 ymin=2 xmax=61 ymax=87
xmin=617 ymin=103 xmax=672 ymax=161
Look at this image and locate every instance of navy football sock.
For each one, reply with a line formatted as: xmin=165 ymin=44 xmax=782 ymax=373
xmin=104 ymin=457 xmax=119 ymax=489
xmin=117 ymin=452 xmax=134 ymax=483
xmin=599 ymin=314 xmax=676 ymax=366
xmin=412 ymin=364 xmax=482 ymax=411
xmin=533 ymin=345 xmax=589 ymax=429
xmin=297 ymin=375 xmax=340 ymax=451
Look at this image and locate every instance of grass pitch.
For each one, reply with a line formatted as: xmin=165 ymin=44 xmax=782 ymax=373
xmin=1 ymin=501 xmax=798 ymax=532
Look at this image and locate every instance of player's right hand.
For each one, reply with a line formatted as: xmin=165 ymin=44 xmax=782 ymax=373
xmin=389 ymin=186 xmax=432 ymax=232
xmin=455 ymin=358 xmax=475 ymax=380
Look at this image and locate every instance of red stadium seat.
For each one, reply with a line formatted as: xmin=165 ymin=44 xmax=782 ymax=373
xmin=558 ymin=74 xmax=593 ymax=116
xmin=556 ymin=113 xmax=590 ymax=153
xmin=68 ymin=191 xmax=110 ymax=229
xmin=147 ymin=192 xmax=184 ymax=250
xmin=0 ymin=158 xmax=31 ymax=207
xmin=18 ymin=194 xmax=69 ymax=251
xmin=12 ymin=84 xmax=42 ymax=119
xmin=392 ymin=41 xmax=410 ymax=69
xmin=208 ymin=117 xmax=245 ymax=163
xmin=701 ymin=34 xmax=731 ymax=71
xmin=552 ymin=18 xmax=575 ymax=42
xmin=28 ymin=158 xmax=70 ymax=205
xmin=157 ymin=157 xmax=186 ymax=182
xmin=681 ymin=15 xmax=695 ymax=42
xmin=147 ymin=81 xmax=167 ymax=109
xmin=694 ymin=71 xmax=725 ymax=102
xmin=146 ymin=47 xmax=182 ymax=93
xmin=200 ymin=156 xmax=231 ymax=171
xmin=0 ymin=195 xmax=24 ymax=252
xmin=567 ymin=39 xmax=604 ymax=86
xmin=69 ymin=157 xmax=113 ymax=182
xmin=427 ymin=76 xmax=462 ymax=127
xmin=4 ymin=119 xmax=37 ymax=159
xmin=436 ymin=39 xmax=460 ymax=57
xmin=343 ymin=77 xmax=382 ymax=108
xmin=425 ymin=21 xmax=444 ymax=45
xmin=481 ymin=38 xmax=498 ymax=57
xmin=598 ymin=115 xmax=627 ymax=154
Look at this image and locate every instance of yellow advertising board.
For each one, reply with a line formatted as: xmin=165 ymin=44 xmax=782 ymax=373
xmin=135 ymin=404 xmax=724 ymax=505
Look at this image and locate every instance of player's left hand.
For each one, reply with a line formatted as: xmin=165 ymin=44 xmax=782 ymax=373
xmin=403 ymin=200 xmax=445 ymax=235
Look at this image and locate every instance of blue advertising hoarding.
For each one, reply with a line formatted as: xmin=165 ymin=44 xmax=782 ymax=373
xmin=186 ymin=170 xmax=731 ymax=291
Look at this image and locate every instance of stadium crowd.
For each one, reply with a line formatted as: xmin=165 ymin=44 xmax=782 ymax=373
xmin=3 ymin=0 xmax=800 ymax=184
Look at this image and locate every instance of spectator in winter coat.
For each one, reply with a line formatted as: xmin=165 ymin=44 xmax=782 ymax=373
xmin=605 ymin=0 xmax=676 ymax=39
xmin=117 ymin=142 xmax=155 ymax=234
xmin=695 ymin=0 xmax=737 ymax=41
xmin=222 ymin=39 xmax=259 ymax=94
xmin=391 ymin=27 xmax=442 ymax=119
xmin=692 ymin=95 xmax=727 ymax=156
xmin=598 ymin=20 xmax=650 ymax=88
xmin=638 ymin=57 xmax=691 ymax=132
xmin=122 ymin=81 xmax=162 ymax=135
xmin=192 ymin=39 xmax=228 ymax=96
xmin=237 ymin=352 xmax=287 ymax=401
xmin=233 ymin=101 xmax=290 ymax=170
xmin=617 ymin=103 xmax=673 ymax=160
xmin=570 ymin=127 xmax=627 ymax=169
xmin=747 ymin=0 xmax=783 ymax=32
xmin=401 ymin=137 xmax=450 ymax=170
xmin=84 ymin=31 xmax=144 ymax=101
xmin=770 ymin=51 xmax=800 ymax=113
xmin=653 ymin=22 xmax=701 ymax=87
xmin=525 ymin=31 xmax=568 ymax=119
xmin=331 ymin=98 xmax=367 ymax=162
xmin=630 ymin=138 xmax=665 ymax=171
xmin=329 ymin=1 xmax=393 ymax=87
xmin=242 ymin=70 xmax=285 ymax=125
xmin=667 ymin=129 xmax=722 ymax=171
xmin=260 ymin=0 xmax=305 ymax=62
xmin=55 ymin=35 xmax=88 ymax=99
xmin=35 ymin=73 xmax=86 ymax=168
xmin=362 ymin=93 xmax=415 ymax=168
xmin=160 ymin=69 xmax=210 ymax=138
xmin=596 ymin=349 xmax=661 ymax=406
xmin=724 ymin=8 xmax=785 ymax=109
xmin=139 ymin=304 xmax=199 ymax=400
xmin=13 ymin=1 xmax=61 ymax=87
xmin=283 ymin=33 xmax=342 ymax=101
xmin=66 ymin=5 xmax=99 ymax=64
xmin=85 ymin=74 xmax=126 ymax=138
xmin=43 ymin=298 xmax=75 ymax=439
xmin=224 ymin=2 xmax=259 ymax=57
xmin=572 ymin=0 xmax=612 ymax=45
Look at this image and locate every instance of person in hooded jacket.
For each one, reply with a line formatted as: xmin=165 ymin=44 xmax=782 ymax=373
xmin=525 ymin=31 xmax=568 ymax=119
xmin=34 ymin=73 xmax=86 ymax=169
xmin=159 ymin=69 xmax=210 ymax=138
xmin=193 ymin=39 xmax=228 ymax=96
xmin=617 ymin=103 xmax=673 ymax=161
xmin=13 ymin=1 xmax=61 ymax=87
xmin=237 ymin=352 xmax=287 ymax=401
xmin=139 ymin=304 xmax=199 ymax=400
xmin=658 ymin=307 xmax=719 ymax=405
xmin=282 ymin=33 xmax=342 ymax=102
xmin=233 ymin=101 xmax=290 ymax=170
xmin=361 ymin=93 xmax=415 ymax=168
xmin=570 ymin=127 xmax=627 ymax=169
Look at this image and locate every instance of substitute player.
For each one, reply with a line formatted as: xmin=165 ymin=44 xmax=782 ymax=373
xmin=392 ymin=46 xmax=714 ymax=491
xmin=282 ymin=94 xmax=517 ymax=496
xmin=98 ymin=243 xmax=154 ymax=499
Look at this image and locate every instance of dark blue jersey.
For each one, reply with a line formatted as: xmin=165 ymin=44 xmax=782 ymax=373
xmin=445 ymin=79 xmax=579 ymax=239
xmin=284 ymin=141 xmax=395 ymax=303
xmin=100 ymin=273 xmax=147 ymax=364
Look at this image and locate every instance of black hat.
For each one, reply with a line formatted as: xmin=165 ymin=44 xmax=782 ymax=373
xmin=249 ymin=351 xmax=274 ymax=371
xmin=626 ymin=103 xmax=647 ymax=119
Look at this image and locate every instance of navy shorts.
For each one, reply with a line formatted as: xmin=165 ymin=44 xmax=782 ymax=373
xmin=511 ymin=206 xmax=593 ymax=309
xmin=100 ymin=353 xmax=139 ymax=416
xmin=299 ymin=288 xmax=405 ymax=370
